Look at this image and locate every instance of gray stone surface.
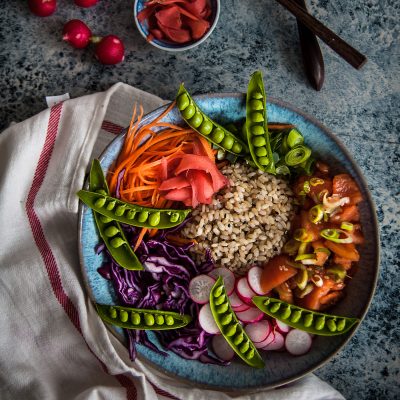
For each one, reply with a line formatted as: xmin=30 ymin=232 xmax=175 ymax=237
xmin=0 ymin=0 xmax=398 ymax=398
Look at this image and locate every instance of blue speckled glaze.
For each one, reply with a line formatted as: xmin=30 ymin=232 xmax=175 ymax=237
xmin=79 ymin=95 xmax=379 ymax=390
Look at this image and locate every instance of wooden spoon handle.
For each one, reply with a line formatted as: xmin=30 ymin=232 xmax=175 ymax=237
xmin=295 ymin=0 xmax=325 ymax=90
xmin=275 ymin=0 xmax=367 ymax=69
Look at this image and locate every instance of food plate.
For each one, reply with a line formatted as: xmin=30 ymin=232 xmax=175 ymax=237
xmin=78 ymin=94 xmax=379 ymax=391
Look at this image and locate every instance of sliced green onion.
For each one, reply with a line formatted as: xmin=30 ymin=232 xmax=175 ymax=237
xmin=284 ymin=145 xmax=312 ymax=166
xmin=294 ymin=228 xmax=313 ymax=243
xmin=275 ymin=164 xmax=290 ymax=175
xmin=311 ymin=275 xmax=324 ymax=287
xmin=287 ymin=128 xmax=304 ymax=148
xmin=320 ymin=228 xmax=353 ymax=244
xmin=326 ymin=266 xmax=347 ymax=280
xmin=310 ymin=177 xmax=324 ymax=187
xmin=314 ymin=247 xmax=331 ymax=255
xmin=322 ymin=192 xmax=350 ymax=212
xmin=303 ymin=180 xmax=311 ymax=194
xmin=296 ymin=283 xmax=314 ymax=298
xmin=287 ymin=260 xmax=305 ymax=269
xmin=282 ymin=239 xmax=300 ymax=255
xmin=295 ymin=253 xmax=317 ymax=265
xmin=295 ymin=253 xmax=316 ymax=261
xmin=309 ymin=204 xmax=324 ymax=223
xmin=297 ymin=242 xmax=309 ymax=255
xmin=295 ymin=268 xmax=309 ymax=290
xmin=299 ymin=156 xmax=315 ymax=175
xmin=340 ymin=222 xmax=354 ymax=231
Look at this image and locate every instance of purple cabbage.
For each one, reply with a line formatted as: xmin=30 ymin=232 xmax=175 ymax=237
xmin=99 ymin=226 xmax=226 ymax=365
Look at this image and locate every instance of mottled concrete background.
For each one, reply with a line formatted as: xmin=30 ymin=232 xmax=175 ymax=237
xmin=0 ymin=0 xmax=398 ymax=398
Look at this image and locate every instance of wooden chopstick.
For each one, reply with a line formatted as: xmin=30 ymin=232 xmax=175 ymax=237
xmin=274 ymin=0 xmax=367 ymax=69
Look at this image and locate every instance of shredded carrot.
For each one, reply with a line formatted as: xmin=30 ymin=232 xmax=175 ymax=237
xmin=107 ymin=100 xmax=216 ymax=249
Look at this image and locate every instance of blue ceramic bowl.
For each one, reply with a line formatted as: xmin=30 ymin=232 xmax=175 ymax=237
xmin=133 ymin=0 xmax=220 ymax=51
xmin=79 ymin=94 xmax=379 ymax=391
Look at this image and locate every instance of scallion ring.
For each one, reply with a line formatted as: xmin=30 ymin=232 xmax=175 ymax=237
xmin=309 ymin=204 xmax=324 ymax=223
xmin=320 ymin=228 xmax=353 ymax=244
xmin=340 ymin=222 xmax=354 ymax=231
xmin=294 ymin=228 xmax=314 ymax=243
xmin=303 ymin=180 xmax=311 ymax=194
xmin=314 ymin=247 xmax=331 ymax=255
xmin=287 ymin=128 xmax=304 ymax=148
xmin=311 ymin=275 xmax=324 ymax=287
xmin=310 ymin=177 xmax=324 ymax=187
xmin=284 ymin=145 xmax=312 ymax=166
xmin=282 ymin=239 xmax=300 ymax=255
xmin=295 ymin=268 xmax=309 ymax=290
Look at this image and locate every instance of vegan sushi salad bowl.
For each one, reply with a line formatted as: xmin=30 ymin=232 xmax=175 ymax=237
xmin=79 ymin=71 xmax=379 ymax=390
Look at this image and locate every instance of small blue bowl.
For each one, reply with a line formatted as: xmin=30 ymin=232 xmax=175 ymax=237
xmin=133 ymin=0 xmax=220 ymax=51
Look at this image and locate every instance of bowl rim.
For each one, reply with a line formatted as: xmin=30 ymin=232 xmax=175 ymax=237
xmin=78 ymin=93 xmax=380 ymax=392
xmin=133 ymin=0 xmax=221 ymax=52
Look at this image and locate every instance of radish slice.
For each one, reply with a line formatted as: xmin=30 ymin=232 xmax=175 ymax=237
xmin=228 ymin=292 xmax=243 ymax=308
xmin=262 ymin=331 xmax=285 ymax=351
xmin=254 ymin=330 xmax=275 ymax=349
xmin=247 ymin=266 xmax=268 ymax=295
xmin=236 ymin=277 xmax=257 ymax=304
xmin=208 ymin=267 xmax=235 ymax=295
xmin=189 ymin=274 xmax=215 ymax=304
xmin=244 ymin=320 xmax=271 ymax=343
xmin=198 ymin=304 xmax=220 ymax=334
xmin=235 ymin=307 xmax=264 ymax=324
xmin=232 ymin=303 xmax=251 ymax=312
xmin=211 ymin=334 xmax=235 ymax=361
xmin=285 ymin=329 xmax=312 ymax=356
xmin=274 ymin=319 xmax=290 ymax=333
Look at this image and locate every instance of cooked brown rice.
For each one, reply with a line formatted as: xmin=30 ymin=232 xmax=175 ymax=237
xmin=181 ymin=162 xmax=295 ymax=275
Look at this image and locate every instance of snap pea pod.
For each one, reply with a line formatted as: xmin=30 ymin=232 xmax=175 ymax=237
xmin=176 ymin=84 xmax=249 ymax=156
xmin=245 ymin=71 xmax=275 ymax=174
xmin=96 ymin=304 xmax=192 ymax=330
xmin=210 ymin=277 xmax=264 ymax=369
xmin=87 ymin=159 xmax=143 ymax=271
xmin=252 ymin=296 xmax=359 ymax=336
xmin=77 ymin=190 xmax=190 ymax=229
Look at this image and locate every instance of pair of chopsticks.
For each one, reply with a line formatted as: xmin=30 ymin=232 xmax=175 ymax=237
xmin=274 ymin=0 xmax=367 ymax=90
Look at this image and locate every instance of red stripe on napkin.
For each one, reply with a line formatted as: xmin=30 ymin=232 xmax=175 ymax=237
xmin=25 ymin=103 xmax=138 ymax=400
xmin=101 ymin=120 xmax=124 ymax=135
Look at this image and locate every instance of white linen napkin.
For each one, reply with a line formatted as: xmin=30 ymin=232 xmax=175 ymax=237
xmin=0 ymin=83 xmax=345 ymax=400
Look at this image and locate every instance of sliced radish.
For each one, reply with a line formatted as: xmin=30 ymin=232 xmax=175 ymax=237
xmin=189 ymin=274 xmax=216 ymax=304
xmin=211 ymin=334 xmax=235 ymax=361
xmin=235 ymin=307 xmax=264 ymax=324
xmin=244 ymin=320 xmax=271 ymax=343
xmin=208 ymin=267 xmax=235 ymax=295
xmin=247 ymin=266 xmax=268 ymax=295
xmin=232 ymin=303 xmax=251 ymax=312
xmin=254 ymin=331 xmax=275 ymax=349
xmin=228 ymin=291 xmax=243 ymax=308
xmin=274 ymin=319 xmax=290 ymax=333
xmin=199 ymin=304 xmax=220 ymax=334
xmin=236 ymin=277 xmax=257 ymax=304
xmin=285 ymin=329 xmax=312 ymax=356
xmin=262 ymin=331 xmax=285 ymax=351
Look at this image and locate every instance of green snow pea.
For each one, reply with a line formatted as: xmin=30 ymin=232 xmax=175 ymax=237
xmin=176 ymin=84 xmax=249 ymax=156
xmin=244 ymin=71 xmax=275 ymax=174
xmin=209 ymin=277 xmax=265 ymax=369
xmin=252 ymin=296 xmax=359 ymax=336
xmin=96 ymin=304 xmax=192 ymax=330
xmin=77 ymin=190 xmax=191 ymax=229
xmin=86 ymin=159 xmax=143 ymax=271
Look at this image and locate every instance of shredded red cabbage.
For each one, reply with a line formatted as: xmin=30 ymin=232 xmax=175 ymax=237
xmin=98 ymin=225 xmax=226 ymax=365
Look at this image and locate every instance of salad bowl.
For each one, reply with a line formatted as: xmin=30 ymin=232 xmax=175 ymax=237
xmin=79 ymin=93 xmax=379 ymax=391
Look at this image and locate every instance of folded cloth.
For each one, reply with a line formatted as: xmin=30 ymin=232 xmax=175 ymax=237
xmin=0 ymin=83 xmax=345 ymax=400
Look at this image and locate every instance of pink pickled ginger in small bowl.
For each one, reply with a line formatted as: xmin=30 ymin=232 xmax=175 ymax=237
xmin=134 ymin=0 xmax=220 ymax=51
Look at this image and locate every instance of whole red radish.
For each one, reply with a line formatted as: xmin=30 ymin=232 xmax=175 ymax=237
xmin=63 ymin=20 xmax=92 ymax=49
xmin=74 ymin=0 xmax=98 ymax=7
xmin=28 ymin=0 xmax=56 ymax=17
xmin=94 ymin=35 xmax=125 ymax=65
